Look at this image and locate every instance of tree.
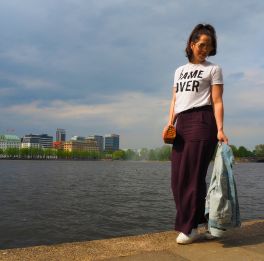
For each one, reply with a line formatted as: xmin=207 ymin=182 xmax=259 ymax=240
xmin=254 ymin=144 xmax=264 ymax=157
xmin=0 ymin=148 xmax=4 ymax=157
xmin=20 ymin=148 xmax=29 ymax=159
xmin=157 ymin=145 xmax=172 ymax=161
xmin=229 ymin=145 xmax=238 ymax=157
xmin=124 ymin=149 xmax=137 ymax=160
xmin=91 ymin=151 xmax=101 ymax=160
xmin=148 ymin=149 xmax=157 ymax=160
xmin=113 ymin=150 xmax=126 ymax=160
xmin=237 ymin=146 xmax=253 ymax=157
xmin=5 ymin=147 xmax=19 ymax=158
xmin=43 ymin=148 xmax=55 ymax=159
xmin=139 ymin=148 xmax=149 ymax=160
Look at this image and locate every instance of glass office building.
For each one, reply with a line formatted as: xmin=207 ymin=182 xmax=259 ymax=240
xmin=56 ymin=128 xmax=66 ymax=142
xmin=87 ymin=135 xmax=104 ymax=152
xmin=104 ymin=134 xmax=119 ymax=152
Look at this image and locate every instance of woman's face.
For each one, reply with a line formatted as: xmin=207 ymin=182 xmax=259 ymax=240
xmin=190 ymin=34 xmax=212 ymax=63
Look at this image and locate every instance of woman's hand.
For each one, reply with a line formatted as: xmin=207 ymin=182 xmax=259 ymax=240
xmin=217 ymin=130 xmax=228 ymax=144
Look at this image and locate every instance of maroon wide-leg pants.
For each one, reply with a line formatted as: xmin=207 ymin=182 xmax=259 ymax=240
xmin=171 ymin=105 xmax=218 ymax=235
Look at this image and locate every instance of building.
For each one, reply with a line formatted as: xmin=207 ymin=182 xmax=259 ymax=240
xmin=70 ymin=136 xmax=85 ymax=141
xmin=39 ymin=134 xmax=53 ymax=148
xmin=21 ymin=134 xmax=41 ymax=149
xmin=104 ymin=134 xmax=119 ymax=152
xmin=21 ymin=134 xmax=53 ymax=149
xmin=87 ymin=135 xmax=104 ymax=152
xmin=53 ymin=141 xmax=64 ymax=150
xmin=63 ymin=139 xmax=99 ymax=152
xmin=56 ymin=128 xmax=66 ymax=142
xmin=0 ymin=134 xmax=21 ymax=150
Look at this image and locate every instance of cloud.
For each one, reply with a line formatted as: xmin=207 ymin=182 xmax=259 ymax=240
xmin=0 ymin=72 xmax=59 ymax=90
xmin=0 ymin=87 xmax=16 ymax=96
xmin=0 ymin=45 xmax=42 ymax=65
xmin=223 ymin=67 xmax=264 ymax=149
xmin=3 ymin=92 xmax=169 ymax=125
xmin=227 ymin=120 xmax=264 ymax=150
xmin=225 ymin=68 xmax=264 ymax=113
xmin=1 ymin=91 xmax=170 ymax=148
xmin=226 ymin=72 xmax=245 ymax=82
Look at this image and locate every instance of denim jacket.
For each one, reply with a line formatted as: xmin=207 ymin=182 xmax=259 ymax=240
xmin=205 ymin=143 xmax=241 ymax=237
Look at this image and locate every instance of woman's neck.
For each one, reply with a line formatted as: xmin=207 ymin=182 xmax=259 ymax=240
xmin=189 ymin=59 xmax=207 ymax=64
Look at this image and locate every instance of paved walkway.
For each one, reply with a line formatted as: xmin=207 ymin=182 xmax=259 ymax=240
xmin=0 ymin=220 xmax=263 ymax=261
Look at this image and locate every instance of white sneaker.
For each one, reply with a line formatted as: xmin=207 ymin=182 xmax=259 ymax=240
xmin=176 ymin=229 xmax=199 ymax=244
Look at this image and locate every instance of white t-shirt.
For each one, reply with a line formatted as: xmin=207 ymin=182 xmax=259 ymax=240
xmin=173 ymin=61 xmax=223 ymax=114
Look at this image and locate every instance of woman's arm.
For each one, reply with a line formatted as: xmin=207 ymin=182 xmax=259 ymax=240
xmin=211 ymin=84 xmax=228 ymax=143
xmin=162 ymin=87 xmax=176 ymax=140
xmin=168 ymin=87 xmax=176 ymax=125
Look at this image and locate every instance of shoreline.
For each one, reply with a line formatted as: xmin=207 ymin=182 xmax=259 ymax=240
xmin=1 ymin=158 xmax=264 ymax=162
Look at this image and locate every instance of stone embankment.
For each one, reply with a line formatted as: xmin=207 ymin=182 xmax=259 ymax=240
xmin=0 ymin=220 xmax=263 ymax=261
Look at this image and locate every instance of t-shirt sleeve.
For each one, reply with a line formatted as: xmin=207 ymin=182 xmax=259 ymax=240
xmin=173 ymin=66 xmax=183 ymax=87
xmin=211 ymin=65 xmax=224 ymax=85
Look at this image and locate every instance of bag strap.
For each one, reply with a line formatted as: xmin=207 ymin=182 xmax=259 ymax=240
xmin=169 ymin=105 xmax=176 ymax=125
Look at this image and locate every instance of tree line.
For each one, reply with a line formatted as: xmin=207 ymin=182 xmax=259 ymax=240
xmin=0 ymin=146 xmax=172 ymax=160
xmin=0 ymin=144 xmax=264 ymax=161
xmin=230 ymin=144 xmax=264 ymax=158
xmin=0 ymin=147 xmax=102 ymax=160
xmin=123 ymin=144 xmax=264 ymax=161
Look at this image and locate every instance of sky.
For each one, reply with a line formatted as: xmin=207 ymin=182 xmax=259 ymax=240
xmin=0 ymin=0 xmax=263 ymax=150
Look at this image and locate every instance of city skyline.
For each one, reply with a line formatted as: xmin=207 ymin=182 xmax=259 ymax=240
xmin=0 ymin=1 xmax=263 ymax=150
xmin=0 ymin=129 xmax=121 ymax=152
xmin=0 ymin=129 xmax=116 ymax=141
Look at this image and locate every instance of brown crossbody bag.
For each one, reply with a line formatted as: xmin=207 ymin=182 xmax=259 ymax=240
xmin=162 ymin=109 xmax=176 ymax=144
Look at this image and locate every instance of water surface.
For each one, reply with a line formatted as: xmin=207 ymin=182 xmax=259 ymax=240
xmin=0 ymin=160 xmax=263 ymax=249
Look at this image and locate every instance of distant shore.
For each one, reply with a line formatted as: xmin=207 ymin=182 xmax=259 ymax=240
xmin=1 ymin=157 xmax=264 ymax=162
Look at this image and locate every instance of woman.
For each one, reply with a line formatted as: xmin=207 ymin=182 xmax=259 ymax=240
xmin=166 ymin=24 xmax=228 ymax=244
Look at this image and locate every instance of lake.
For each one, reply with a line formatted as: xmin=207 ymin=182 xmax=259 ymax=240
xmin=0 ymin=160 xmax=263 ymax=249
